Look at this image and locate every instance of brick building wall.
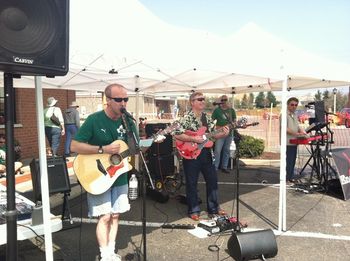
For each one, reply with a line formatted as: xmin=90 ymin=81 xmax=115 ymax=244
xmin=9 ymin=88 xmax=76 ymax=159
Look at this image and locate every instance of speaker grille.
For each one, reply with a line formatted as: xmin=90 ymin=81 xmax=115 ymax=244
xmin=30 ymin=156 xmax=71 ymax=203
xmin=0 ymin=1 xmax=60 ymax=55
xmin=0 ymin=0 xmax=69 ymax=76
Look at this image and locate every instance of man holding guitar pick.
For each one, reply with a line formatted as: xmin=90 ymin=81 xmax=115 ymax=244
xmin=71 ymin=83 xmax=137 ymax=261
xmin=174 ymin=92 xmax=229 ymax=221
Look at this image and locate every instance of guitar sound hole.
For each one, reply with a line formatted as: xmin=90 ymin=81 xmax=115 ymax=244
xmin=110 ymin=154 xmax=122 ymax=165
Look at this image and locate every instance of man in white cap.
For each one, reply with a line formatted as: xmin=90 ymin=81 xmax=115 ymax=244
xmin=63 ymin=101 xmax=80 ymax=156
xmin=44 ymin=97 xmax=65 ymax=156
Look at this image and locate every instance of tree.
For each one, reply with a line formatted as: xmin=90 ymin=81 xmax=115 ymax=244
xmin=255 ymin=92 xmax=266 ymax=108
xmin=322 ymin=89 xmax=330 ymax=100
xmin=266 ymin=91 xmax=277 ymax=107
xmin=234 ymin=98 xmax=241 ymax=109
xmin=336 ymin=92 xmax=348 ymax=111
xmin=320 ymin=89 xmax=331 ymax=111
xmin=241 ymin=94 xmax=248 ymax=109
xmin=314 ymin=90 xmax=322 ymax=101
xmin=248 ymin=93 xmax=255 ymax=109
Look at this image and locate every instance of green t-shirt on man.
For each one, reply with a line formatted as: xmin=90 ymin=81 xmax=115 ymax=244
xmin=74 ymin=110 xmax=138 ymax=186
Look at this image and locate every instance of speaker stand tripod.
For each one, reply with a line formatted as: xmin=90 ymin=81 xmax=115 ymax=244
xmin=227 ymin=137 xmax=278 ymax=260
xmin=61 ymin=192 xmax=73 ymax=224
xmin=231 ymin=138 xmax=242 ymax=232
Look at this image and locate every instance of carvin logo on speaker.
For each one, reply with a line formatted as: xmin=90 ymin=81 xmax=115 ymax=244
xmin=13 ymin=57 xmax=34 ymax=65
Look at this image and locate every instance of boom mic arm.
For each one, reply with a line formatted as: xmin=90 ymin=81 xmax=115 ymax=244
xmin=120 ymin=107 xmax=136 ymax=121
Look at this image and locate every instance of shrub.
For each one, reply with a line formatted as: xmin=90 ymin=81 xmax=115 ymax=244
xmin=237 ymin=135 xmax=264 ymax=158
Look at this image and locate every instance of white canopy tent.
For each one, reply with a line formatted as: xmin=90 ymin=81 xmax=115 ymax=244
xmin=2 ymin=1 xmax=350 ymax=259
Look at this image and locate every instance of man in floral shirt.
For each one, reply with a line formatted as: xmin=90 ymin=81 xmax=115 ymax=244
xmin=174 ymin=92 xmax=229 ymax=221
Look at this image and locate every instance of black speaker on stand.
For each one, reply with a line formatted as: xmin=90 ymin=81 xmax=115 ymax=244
xmin=226 ymin=126 xmax=278 ymax=260
xmin=1 ymin=2 xmax=69 ymax=260
xmin=0 ymin=0 xmax=69 ymax=77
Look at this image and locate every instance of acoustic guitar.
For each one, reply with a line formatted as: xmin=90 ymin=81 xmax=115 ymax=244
xmin=73 ymin=121 xmax=180 ymax=195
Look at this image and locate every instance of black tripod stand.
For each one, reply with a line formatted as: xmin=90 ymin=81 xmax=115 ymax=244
xmin=298 ymin=122 xmax=337 ymax=191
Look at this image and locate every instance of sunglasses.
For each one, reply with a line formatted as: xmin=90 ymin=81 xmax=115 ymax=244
xmin=192 ymin=97 xmax=205 ymax=102
xmin=108 ymin=97 xmax=129 ymax=103
xmin=289 ymin=103 xmax=298 ymax=107
xmin=221 ymin=99 xmax=228 ymax=102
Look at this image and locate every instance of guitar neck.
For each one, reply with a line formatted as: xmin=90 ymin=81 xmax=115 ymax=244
xmin=120 ymin=148 xmax=130 ymax=158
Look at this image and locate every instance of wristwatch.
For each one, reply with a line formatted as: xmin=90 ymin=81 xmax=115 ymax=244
xmin=98 ymin=145 xmax=103 ymax=154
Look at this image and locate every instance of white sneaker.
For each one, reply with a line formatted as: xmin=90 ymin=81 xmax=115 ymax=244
xmin=110 ymin=253 xmax=121 ymax=261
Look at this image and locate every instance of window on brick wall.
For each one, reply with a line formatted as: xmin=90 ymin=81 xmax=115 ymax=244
xmin=0 ymin=87 xmax=17 ymax=124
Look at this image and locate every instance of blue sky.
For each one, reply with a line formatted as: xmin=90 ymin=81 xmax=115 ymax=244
xmin=139 ymin=0 xmax=350 ymax=65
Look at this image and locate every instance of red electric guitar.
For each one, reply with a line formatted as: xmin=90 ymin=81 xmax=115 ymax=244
xmin=176 ymin=122 xmax=259 ymax=160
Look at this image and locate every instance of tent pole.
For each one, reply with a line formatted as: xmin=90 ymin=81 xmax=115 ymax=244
xmin=34 ymin=76 xmax=54 ymax=261
xmin=267 ymin=103 xmax=273 ymax=151
xmin=278 ymin=75 xmax=288 ymax=232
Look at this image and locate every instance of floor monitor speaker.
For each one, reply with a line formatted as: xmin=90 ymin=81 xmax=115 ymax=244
xmin=0 ymin=0 xmax=69 ymax=76
xmin=30 ymin=156 xmax=71 ymax=203
xmin=227 ymin=229 xmax=278 ymax=261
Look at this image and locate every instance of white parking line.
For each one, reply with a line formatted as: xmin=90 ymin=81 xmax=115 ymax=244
xmin=70 ymin=217 xmax=350 ymax=241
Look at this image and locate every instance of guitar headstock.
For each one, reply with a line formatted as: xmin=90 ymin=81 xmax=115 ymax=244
xmin=236 ymin=121 xmax=260 ymax=129
xmin=153 ymin=121 xmax=181 ymax=141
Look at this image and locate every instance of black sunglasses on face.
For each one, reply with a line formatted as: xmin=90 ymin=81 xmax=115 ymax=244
xmin=108 ymin=97 xmax=129 ymax=103
xmin=192 ymin=97 xmax=205 ymax=102
xmin=221 ymin=99 xmax=228 ymax=102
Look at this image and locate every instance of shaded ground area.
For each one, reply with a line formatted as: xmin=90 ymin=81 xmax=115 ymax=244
xmin=251 ymin=151 xmax=280 ymax=160
xmin=2 ymin=163 xmax=350 ymax=261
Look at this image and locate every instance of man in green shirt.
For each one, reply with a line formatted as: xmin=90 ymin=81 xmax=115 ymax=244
xmin=211 ymin=95 xmax=237 ymax=173
xmin=71 ymin=83 xmax=137 ymax=261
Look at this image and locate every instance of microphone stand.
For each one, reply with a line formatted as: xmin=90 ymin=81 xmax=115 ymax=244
xmin=121 ymin=113 xmax=154 ymax=261
xmin=218 ymin=107 xmax=242 ymax=231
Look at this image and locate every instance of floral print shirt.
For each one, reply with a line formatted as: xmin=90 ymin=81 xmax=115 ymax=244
xmin=174 ymin=110 xmax=216 ymax=135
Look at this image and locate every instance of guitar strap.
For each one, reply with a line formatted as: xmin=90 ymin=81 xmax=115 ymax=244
xmin=121 ymin=114 xmax=139 ymax=156
xmin=200 ymin=112 xmax=215 ymax=162
xmin=200 ymin=112 xmax=208 ymax=130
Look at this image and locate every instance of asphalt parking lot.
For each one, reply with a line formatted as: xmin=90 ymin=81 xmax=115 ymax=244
xmin=2 ymin=159 xmax=350 ymax=261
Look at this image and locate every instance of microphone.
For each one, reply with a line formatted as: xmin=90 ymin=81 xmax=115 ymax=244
xmin=120 ymin=107 xmax=136 ymax=121
xmin=213 ymin=102 xmax=223 ymax=106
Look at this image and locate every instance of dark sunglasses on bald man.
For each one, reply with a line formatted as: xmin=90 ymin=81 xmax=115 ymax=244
xmin=108 ymin=97 xmax=129 ymax=103
xmin=192 ymin=97 xmax=205 ymax=102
